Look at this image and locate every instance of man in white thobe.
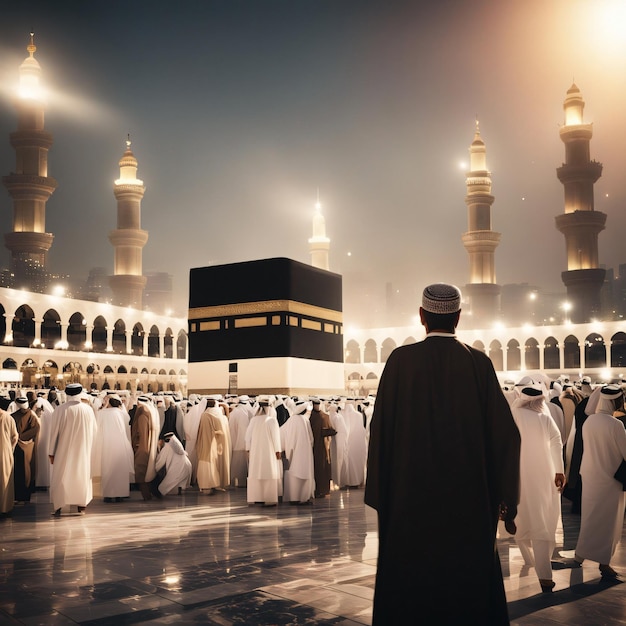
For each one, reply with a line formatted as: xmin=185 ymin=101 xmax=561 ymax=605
xmin=280 ymin=401 xmax=315 ymax=504
xmin=183 ymin=396 xmax=207 ymax=485
xmin=155 ymin=433 xmax=192 ymax=495
xmin=342 ymin=400 xmax=367 ymax=488
xmin=49 ymin=384 xmax=97 ymax=516
xmin=511 ymin=385 xmax=565 ymax=592
xmin=92 ymin=395 xmax=134 ymax=502
xmin=245 ymin=397 xmax=282 ymax=505
xmin=328 ymin=403 xmax=347 ymax=489
xmin=229 ymin=396 xmax=253 ymax=487
xmin=35 ymin=396 xmax=55 ymax=489
xmin=575 ymin=385 xmax=626 ymax=578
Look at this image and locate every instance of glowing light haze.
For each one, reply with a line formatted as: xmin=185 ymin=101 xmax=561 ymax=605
xmin=1 ymin=1 xmax=626 ymax=325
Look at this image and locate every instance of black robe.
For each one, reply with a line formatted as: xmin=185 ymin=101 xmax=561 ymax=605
xmin=365 ymin=336 xmax=520 ymax=625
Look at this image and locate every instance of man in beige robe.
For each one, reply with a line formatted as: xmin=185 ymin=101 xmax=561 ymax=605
xmin=0 ymin=409 xmax=18 ymax=516
xmin=131 ymin=396 xmax=160 ymax=500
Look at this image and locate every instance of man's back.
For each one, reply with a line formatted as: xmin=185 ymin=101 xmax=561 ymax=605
xmin=366 ymin=332 xmax=520 ymax=625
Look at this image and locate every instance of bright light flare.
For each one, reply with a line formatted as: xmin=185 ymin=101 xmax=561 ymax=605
xmin=593 ymin=0 xmax=626 ymax=54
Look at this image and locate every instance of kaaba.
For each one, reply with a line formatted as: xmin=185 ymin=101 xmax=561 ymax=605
xmin=188 ymin=258 xmax=344 ymax=395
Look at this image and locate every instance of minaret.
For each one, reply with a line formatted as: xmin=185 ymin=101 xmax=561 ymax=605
xmin=555 ymin=84 xmax=606 ymax=323
xmin=2 ymin=33 xmax=56 ymax=291
xmin=461 ymin=121 xmax=501 ymax=325
xmin=308 ymin=194 xmax=330 ymax=271
xmin=109 ymin=137 xmax=148 ymax=308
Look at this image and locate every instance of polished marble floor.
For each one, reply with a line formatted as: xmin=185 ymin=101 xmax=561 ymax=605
xmin=0 ymin=488 xmax=625 ymax=625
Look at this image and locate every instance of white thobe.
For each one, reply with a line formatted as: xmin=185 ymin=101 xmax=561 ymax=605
xmin=229 ymin=404 xmax=252 ymax=487
xmin=183 ymin=398 xmax=207 ymax=481
xmin=155 ymin=435 xmax=192 ymax=495
xmin=576 ymin=413 xmax=626 ymax=564
xmin=512 ymin=404 xmax=563 ymax=541
xmin=92 ymin=407 xmax=134 ymax=498
xmin=49 ymin=399 xmax=97 ymax=511
xmin=245 ymin=411 xmax=282 ymax=503
xmin=329 ymin=408 xmax=348 ymax=487
xmin=280 ymin=412 xmax=315 ymax=502
xmin=35 ymin=398 xmax=54 ymax=488
xmin=342 ymin=404 xmax=367 ymax=487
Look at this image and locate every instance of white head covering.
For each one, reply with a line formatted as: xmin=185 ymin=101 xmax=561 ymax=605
xmin=421 ymin=283 xmax=462 ymax=314
xmin=595 ymin=384 xmax=624 ymax=415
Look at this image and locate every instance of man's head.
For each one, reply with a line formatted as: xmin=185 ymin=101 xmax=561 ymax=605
xmin=419 ymin=283 xmax=462 ymax=333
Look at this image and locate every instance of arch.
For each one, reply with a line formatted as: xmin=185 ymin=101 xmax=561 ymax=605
xmin=132 ymin=323 xmax=144 ymax=356
xmin=507 ymin=339 xmax=521 ymax=371
xmin=585 ymin=333 xmax=606 ymax=369
xmin=345 ymin=339 xmax=360 ymax=364
xmin=103 ymin=365 xmax=114 ymax=374
xmin=364 ymin=339 xmax=378 ymax=363
xmin=564 ymin=335 xmax=580 ymax=369
xmin=525 ymin=337 xmax=540 ymax=370
xmin=168 ymin=369 xmax=176 ymax=376
xmin=2 ymin=358 xmax=17 ymax=369
xmin=164 ymin=327 xmax=173 ymax=359
xmin=67 ymin=312 xmax=87 ymax=351
xmin=130 ymin=367 xmax=138 ymax=374
xmin=41 ymin=309 xmax=61 ymax=349
xmin=472 ymin=340 xmax=485 ymax=353
xmin=118 ymin=365 xmax=128 ymax=374
xmin=176 ymin=330 xmax=187 ymax=360
xmin=365 ymin=372 xmax=378 ymax=380
xmin=611 ymin=332 xmax=626 ymax=368
xmin=148 ymin=325 xmax=160 ymax=358
xmin=380 ymin=338 xmax=396 ymax=363
xmin=21 ymin=357 xmax=38 ymax=387
xmin=112 ymin=319 xmax=126 ymax=354
xmin=86 ymin=363 xmax=100 ymax=389
xmin=39 ymin=359 xmax=59 ymax=388
xmin=150 ymin=369 xmax=158 ymax=375
xmin=12 ymin=304 xmax=35 ymax=347
xmin=158 ymin=368 xmax=166 ymax=375
xmin=92 ymin=315 xmax=107 ymax=352
xmin=489 ymin=340 xmax=503 ymax=371
xmin=402 ymin=336 xmax=416 ymax=346
xmin=543 ymin=336 xmax=560 ymax=370
xmin=63 ymin=361 xmax=83 ymax=384
xmin=141 ymin=367 xmax=149 ymax=375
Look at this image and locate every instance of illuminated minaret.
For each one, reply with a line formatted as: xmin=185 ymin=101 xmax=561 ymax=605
xmin=308 ymin=195 xmax=330 ymax=271
xmin=555 ymin=84 xmax=605 ymax=323
xmin=109 ymin=137 xmax=148 ymax=308
xmin=2 ymin=33 xmax=56 ymax=291
xmin=461 ymin=121 xmax=501 ymax=325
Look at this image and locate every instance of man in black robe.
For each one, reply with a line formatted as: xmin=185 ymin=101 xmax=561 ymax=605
xmin=365 ymin=283 xmax=521 ymax=625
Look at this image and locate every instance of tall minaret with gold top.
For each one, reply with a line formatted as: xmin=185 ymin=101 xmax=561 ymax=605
xmin=109 ymin=137 xmax=148 ymax=308
xmin=308 ymin=194 xmax=330 ymax=271
xmin=555 ymin=84 xmax=605 ymax=323
xmin=461 ymin=121 xmax=501 ymax=325
xmin=2 ymin=33 xmax=56 ymax=291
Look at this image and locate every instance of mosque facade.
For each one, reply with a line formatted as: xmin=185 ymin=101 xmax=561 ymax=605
xmin=0 ymin=35 xmax=188 ymax=393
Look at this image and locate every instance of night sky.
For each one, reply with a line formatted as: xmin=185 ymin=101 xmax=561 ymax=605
xmin=1 ymin=1 xmax=626 ymax=325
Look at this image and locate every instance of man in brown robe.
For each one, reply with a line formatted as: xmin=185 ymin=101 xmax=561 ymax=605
xmin=365 ymin=283 xmax=521 ymax=625
xmin=309 ymin=399 xmax=336 ymax=498
xmin=12 ymin=397 xmax=40 ymax=503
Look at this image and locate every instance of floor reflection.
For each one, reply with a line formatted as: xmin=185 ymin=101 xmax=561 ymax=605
xmin=0 ymin=490 xmax=625 ymax=624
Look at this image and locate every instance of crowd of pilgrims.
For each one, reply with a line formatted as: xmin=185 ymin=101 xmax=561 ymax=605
xmin=0 ymin=386 xmax=373 ymax=518
xmin=1 ymin=375 xmax=625 ymax=593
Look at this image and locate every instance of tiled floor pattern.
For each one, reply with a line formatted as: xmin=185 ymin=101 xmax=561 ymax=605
xmin=0 ymin=488 xmax=624 ymax=625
